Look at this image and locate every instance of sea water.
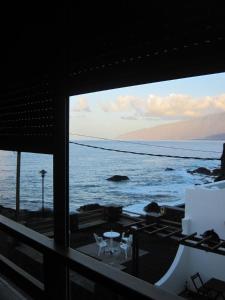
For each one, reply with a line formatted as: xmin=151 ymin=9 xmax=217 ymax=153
xmin=0 ymin=140 xmax=223 ymax=214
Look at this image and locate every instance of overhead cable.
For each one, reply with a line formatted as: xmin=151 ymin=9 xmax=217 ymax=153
xmin=69 ymin=132 xmax=221 ymax=154
xmin=69 ymin=141 xmax=220 ymax=161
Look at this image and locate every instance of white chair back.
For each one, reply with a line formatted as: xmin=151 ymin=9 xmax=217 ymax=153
xmin=94 ymin=233 xmax=103 ymax=245
xmin=127 ymin=234 xmax=133 ymax=246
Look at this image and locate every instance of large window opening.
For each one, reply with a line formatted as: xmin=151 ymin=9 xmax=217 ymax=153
xmin=0 ymin=151 xmax=53 ymax=291
xmin=68 ymin=72 xmax=225 ymax=285
xmin=0 ymin=151 xmax=53 ymax=217
xmin=69 ymin=73 xmax=224 ymax=212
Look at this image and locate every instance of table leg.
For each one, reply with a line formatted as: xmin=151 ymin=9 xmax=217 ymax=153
xmin=110 ymin=238 xmax=113 ymax=254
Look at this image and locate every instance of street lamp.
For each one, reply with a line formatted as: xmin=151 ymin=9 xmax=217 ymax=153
xmin=39 ymin=169 xmax=47 ymax=217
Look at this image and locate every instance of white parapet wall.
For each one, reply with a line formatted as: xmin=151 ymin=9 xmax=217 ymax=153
xmin=155 ymin=180 xmax=225 ymax=294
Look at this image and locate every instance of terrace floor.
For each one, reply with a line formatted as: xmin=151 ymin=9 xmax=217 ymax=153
xmin=70 ymin=216 xmax=179 ymax=284
xmin=76 ymin=241 xmax=149 ymax=270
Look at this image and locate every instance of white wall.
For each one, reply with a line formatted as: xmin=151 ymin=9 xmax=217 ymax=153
xmin=155 ymin=181 xmax=225 ymax=294
xmin=155 ymin=246 xmax=189 ymax=293
xmin=185 ymin=187 xmax=225 ymax=240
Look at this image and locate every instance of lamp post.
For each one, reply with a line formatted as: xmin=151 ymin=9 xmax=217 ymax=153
xmin=40 ymin=169 xmax=47 ymax=217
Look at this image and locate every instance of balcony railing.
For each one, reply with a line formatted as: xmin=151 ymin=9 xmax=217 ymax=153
xmin=0 ymin=214 xmax=182 ymax=300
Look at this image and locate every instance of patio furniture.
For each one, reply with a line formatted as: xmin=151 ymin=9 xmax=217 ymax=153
xmin=93 ymin=233 xmax=108 ymax=256
xmin=120 ymin=242 xmax=129 ymax=259
xmin=103 ymin=231 xmax=120 ymax=254
xmin=190 ymin=272 xmax=211 ymax=298
xmin=120 ymin=235 xmax=132 ymax=259
xmin=121 ymin=232 xmax=127 ymax=242
xmin=122 ymin=233 xmax=133 ymax=245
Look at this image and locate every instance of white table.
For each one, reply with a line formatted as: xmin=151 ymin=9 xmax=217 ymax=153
xmin=103 ymin=231 xmax=120 ymax=253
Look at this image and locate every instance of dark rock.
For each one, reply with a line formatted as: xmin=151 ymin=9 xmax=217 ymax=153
xmin=188 ymin=167 xmax=211 ymax=175
xmin=211 ymin=168 xmax=222 ymax=176
xmin=214 ymin=174 xmax=225 ymax=182
xmin=144 ymin=201 xmax=160 ymax=213
xmin=176 ymin=204 xmax=185 ymax=208
xmin=165 ymin=168 xmax=174 ymax=171
xmin=107 ymin=175 xmax=129 ymax=181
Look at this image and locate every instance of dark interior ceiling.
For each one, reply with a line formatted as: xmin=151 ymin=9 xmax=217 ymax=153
xmin=0 ymin=3 xmax=225 ymax=153
xmin=1 ymin=3 xmax=225 ymax=94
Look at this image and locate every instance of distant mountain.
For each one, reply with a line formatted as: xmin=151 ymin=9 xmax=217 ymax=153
xmin=118 ymin=112 xmax=225 ymax=140
xmin=203 ymin=133 xmax=225 ymax=140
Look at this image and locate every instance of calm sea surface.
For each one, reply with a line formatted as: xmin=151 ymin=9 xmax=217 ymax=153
xmin=0 ymin=140 xmax=223 ymax=213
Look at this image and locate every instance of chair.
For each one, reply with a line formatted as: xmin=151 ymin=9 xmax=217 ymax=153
xmin=120 ymin=242 xmax=129 ymax=259
xmin=93 ymin=233 xmax=108 ymax=256
xmin=128 ymin=234 xmax=133 ymax=245
xmin=120 ymin=235 xmax=132 ymax=259
xmin=121 ymin=232 xmax=126 ymax=240
xmin=190 ymin=273 xmax=210 ymax=297
xmin=122 ymin=233 xmax=133 ymax=245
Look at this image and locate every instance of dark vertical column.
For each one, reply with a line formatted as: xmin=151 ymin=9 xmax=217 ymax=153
xmin=43 ymin=22 xmax=70 ymax=297
xmin=132 ymin=231 xmax=136 ymax=274
xmin=131 ymin=228 xmax=139 ymax=276
xmin=44 ymin=95 xmax=70 ymax=300
xmin=54 ymin=93 xmax=70 ymax=298
xmin=135 ymin=232 xmax=139 ymax=276
xmin=54 ymin=95 xmax=70 ymax=246
xmin=40 ymin=169 xmax=47 ymax=217
xmin=43 ymin=7 xmax=71 ymax=299
xmin=16 ymin=151 xmax=21 ymax=221
xmin=221 ymin=143 xmax=225 ymax=174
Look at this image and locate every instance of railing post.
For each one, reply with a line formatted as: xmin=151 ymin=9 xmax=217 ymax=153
xmin=16 ymin=151 xmax=21 ymax=221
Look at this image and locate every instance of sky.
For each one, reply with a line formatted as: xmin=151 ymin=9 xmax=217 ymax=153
xmin=70 ymin=72 xmax=225 ymax=139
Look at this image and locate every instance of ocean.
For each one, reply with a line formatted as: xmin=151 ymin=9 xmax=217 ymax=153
xmin=0 ymin=140 xmax=223 ymax=214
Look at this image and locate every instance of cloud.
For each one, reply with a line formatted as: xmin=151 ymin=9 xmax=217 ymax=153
xmin=102 ymin=95 xmax=138 ymax=112
xmin=101 ymin=93 xmax=225 ymax=119
xmin=121 ymin=115 xmax=139 ymax=120
xmin=72 ymin=97 xmax=91 ymax=112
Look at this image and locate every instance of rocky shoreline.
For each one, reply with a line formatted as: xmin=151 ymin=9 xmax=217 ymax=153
xmin=0 ymin=205 xmax=54 ymax=221
xmin=187 ymin=166 xmax=225 ymax=182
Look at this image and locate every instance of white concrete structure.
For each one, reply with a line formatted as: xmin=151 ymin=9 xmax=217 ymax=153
xmin=155 ymin=180 xmax=225 ymax=294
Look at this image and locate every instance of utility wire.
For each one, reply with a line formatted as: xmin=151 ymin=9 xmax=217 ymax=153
xmin=69 ymin=141 xmax=220 ymax=161
xmin=70 ymin=132 xmax=221 ymax=154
